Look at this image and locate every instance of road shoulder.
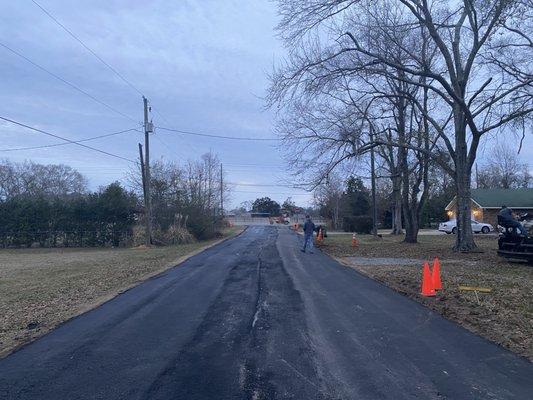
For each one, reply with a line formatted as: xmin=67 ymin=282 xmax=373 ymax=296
xmin=0 ymin=227 xmax=245 ymax=358
xmin=317 ymin=232 xmax=533 ymax=361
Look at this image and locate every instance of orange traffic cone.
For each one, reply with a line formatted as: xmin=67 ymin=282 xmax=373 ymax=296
xmin=318 ymin=228 xmax=324 ymax=241
xmin=432 ymin=257 xmax=442 ymax=290
xmin=421 ymin=262 xmax=436 ymax=297
xmin=351 ymin=233 xmax=357 ymax=247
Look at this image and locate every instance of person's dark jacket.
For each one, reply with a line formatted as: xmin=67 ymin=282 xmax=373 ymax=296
xmin=303 ymin=220 xmax=315 ymax=236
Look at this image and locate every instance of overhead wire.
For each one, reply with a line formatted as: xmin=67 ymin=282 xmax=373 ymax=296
xmin=17 ymin=2 xmax=292 ymax=197
xmin=231 ymin=190 xmax=311 ymax=196
xmin=29 ymin=3 xmax=280 ymax=149
xmin=226 ymin=182 xmax=304 ymax=189
xmin=157 ymin=126 xmax=278 ymax=142
xmin=0 ymin=41 xmax=137 ymax=123
xmin=0 ymin=127 xmax=140 ymax=152
xmin=31 ymin=0 xmax=145 ymax=97
xmin=0 ymin=116 xmax=136 ymax=163
xmin=30 ymin=3 xmax=260 ymax=150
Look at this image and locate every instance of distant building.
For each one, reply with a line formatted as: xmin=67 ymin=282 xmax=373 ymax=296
xmin=445 ymin=188 xmax=533 ymax=226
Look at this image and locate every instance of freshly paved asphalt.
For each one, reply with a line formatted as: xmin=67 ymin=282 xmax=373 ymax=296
xmin=1 ymin=226 xmax=532 ymax=399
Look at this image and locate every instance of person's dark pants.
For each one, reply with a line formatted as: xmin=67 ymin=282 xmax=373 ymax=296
xmin=302 ymin=233 xmax=314 ymax=252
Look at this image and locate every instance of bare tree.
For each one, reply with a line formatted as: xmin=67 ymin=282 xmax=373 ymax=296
xmin=477 ymin=142 xmax=531 ymax=188
xmin=0 ymin=159 xmax=87 ymax=200
xmin=270 ymin=0 xmax=533 ymax=251
xmin=314 ymin=172 xmax=344 ymax=229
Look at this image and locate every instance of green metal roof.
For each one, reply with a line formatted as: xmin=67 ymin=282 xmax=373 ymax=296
xmin=471 ymin=188 xmax=533 ymax=208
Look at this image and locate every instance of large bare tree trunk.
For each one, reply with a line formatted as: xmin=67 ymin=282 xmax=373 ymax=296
xmin=453 ymin=109 xmax=476 ymax=251
xmin=391 ymin=177 xmax=403 ymax=234
xmin=395 ymin=94 xmax=418 ymax=244
xmin=404 ymin=209 xmax=419 ymax=243
xmin=455 ymin=164 xmax=476 ymax=251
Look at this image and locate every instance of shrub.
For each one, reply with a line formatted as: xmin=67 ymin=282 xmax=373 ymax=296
xmin=342 ymin=215 xmax=373 ymax=234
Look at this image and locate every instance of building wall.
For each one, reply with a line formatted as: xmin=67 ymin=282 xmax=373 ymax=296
xmin=483 ymin=209 xmax=499 ymax=226
xmin=446 ymin=197 xmax=533 ymax=227
xmin=446 ymin=200 xmax=483 ymax=221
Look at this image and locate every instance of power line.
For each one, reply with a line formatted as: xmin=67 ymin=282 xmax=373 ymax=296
xmin=232 ymin=190 xmax=311 ymax=196
xmin=31 ymin=0 xmax=145 ymax=97
xmin=0 ymin=41 xmax=137 ymax=123
xmin=0 ymin=116 xmax=136 ymax=163
xmin=227 ymin=182 xmax=302 ymax=188
xmin=0 ymin=127 xmax=140 ymax=152
xmin=224 ymin=162 xmax=286 ymax=168
xmin=157 ymin=126 xmax=278 ymax=141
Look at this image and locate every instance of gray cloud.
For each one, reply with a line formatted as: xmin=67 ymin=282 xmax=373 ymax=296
xmin=0 ymin=1 xmax=529 ymax=208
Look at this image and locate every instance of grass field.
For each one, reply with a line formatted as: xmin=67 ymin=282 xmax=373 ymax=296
xmin=0 ymin=227 xmax=242 ymax=358
xmin=317 ymin=233 xmax=533 ymax=360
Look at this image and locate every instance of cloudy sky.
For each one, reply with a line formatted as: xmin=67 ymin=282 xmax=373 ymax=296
xmin=1 ymin=1 xmax=531 ymax=209
xmin=0 ymin=0 xmax=316 ymax=208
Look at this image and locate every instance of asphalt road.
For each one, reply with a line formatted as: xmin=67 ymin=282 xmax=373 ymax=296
xmin=1 ymin=226 xmax=532 ymax=399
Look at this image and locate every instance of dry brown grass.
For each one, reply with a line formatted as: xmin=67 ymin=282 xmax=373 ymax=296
xmin=0 ymin=228 xmax=242 ymax=357
xmin=318 ymin=233 xmax=533 ymax=360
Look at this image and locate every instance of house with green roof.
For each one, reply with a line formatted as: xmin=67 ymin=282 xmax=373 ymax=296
xmin=445 ymin=188 xmax=533 ymax=226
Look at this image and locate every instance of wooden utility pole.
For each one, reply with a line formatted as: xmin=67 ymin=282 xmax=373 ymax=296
xmin=143 ymin=96 xmax=152 ymax=245
xmin=138 ymin=143 xmax=147 ymax=204
xmin=220 ymin=163 xmax=224 ymax=216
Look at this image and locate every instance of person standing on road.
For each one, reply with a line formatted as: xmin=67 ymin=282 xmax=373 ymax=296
xmin=301 ymin=215 xmax=315 ymax=253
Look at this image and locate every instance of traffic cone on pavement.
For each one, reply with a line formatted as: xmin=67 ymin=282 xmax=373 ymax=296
xmin=351 ymin=233 xmax=357 ymax=248
xmin=421 ymin=262 xmax=436 ymax=297
xmin=318 ymin=228 xmax=324 ymax=242
xmin=432 ymin=257 xmax=442 ymax=290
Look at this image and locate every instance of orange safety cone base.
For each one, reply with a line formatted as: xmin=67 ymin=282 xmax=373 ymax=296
xmin=421 ymin=262 xmax=436 ymax=297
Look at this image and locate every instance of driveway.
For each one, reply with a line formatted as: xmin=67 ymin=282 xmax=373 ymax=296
xmin=0 ymin=226 xmax=531 ymax=399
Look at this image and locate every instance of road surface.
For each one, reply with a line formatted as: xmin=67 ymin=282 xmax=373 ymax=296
xmin=1 ymin=226 xmax=531 ymax=399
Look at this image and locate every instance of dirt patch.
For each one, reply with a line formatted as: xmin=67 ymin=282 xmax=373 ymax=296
xmin=318 ymin=233 xmax=533 ymax=361
xmin=0 ymin=228 xmax=243 ymax=358
xmin=344 ymin=257 xmax=424 ymax=266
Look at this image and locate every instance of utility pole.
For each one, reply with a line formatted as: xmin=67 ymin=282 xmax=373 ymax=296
xmin=143 ymin=96 xmax=153 ymax=246
xmin=370 ymin=128 xmax=378 ymax=237
xmin=138 ymin=143 xmax=147 ymax=206
xmin=220 ymin=163 xmax=224 ymax=217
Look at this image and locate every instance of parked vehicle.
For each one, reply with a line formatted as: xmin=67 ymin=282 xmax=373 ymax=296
xmin=438 ymin=219 xmax=494 ymax=234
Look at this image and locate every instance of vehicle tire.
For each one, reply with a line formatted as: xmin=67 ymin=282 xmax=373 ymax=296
xmin=481 ymin=226 xmax=490 ymax=234
xmin=445 ymin=232 xmax=451 ymax=235
xmin=452 ymin=227 xmax=457 ymax=234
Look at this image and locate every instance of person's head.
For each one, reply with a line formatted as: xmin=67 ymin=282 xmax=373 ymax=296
xmin=502 ymin=205 xmax=507 ymax=209
xmin=305 ymin=214 xmax=310 ymax=220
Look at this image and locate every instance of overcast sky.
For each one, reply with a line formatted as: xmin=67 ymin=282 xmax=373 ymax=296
xmin=0 ymin=0 xmax=316 ymax=208
xmin=1 ymin=1 xmax=531 ymax=209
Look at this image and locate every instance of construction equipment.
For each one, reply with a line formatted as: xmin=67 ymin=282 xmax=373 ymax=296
xmin=497 ymin=214 xmax=533 ymax=264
